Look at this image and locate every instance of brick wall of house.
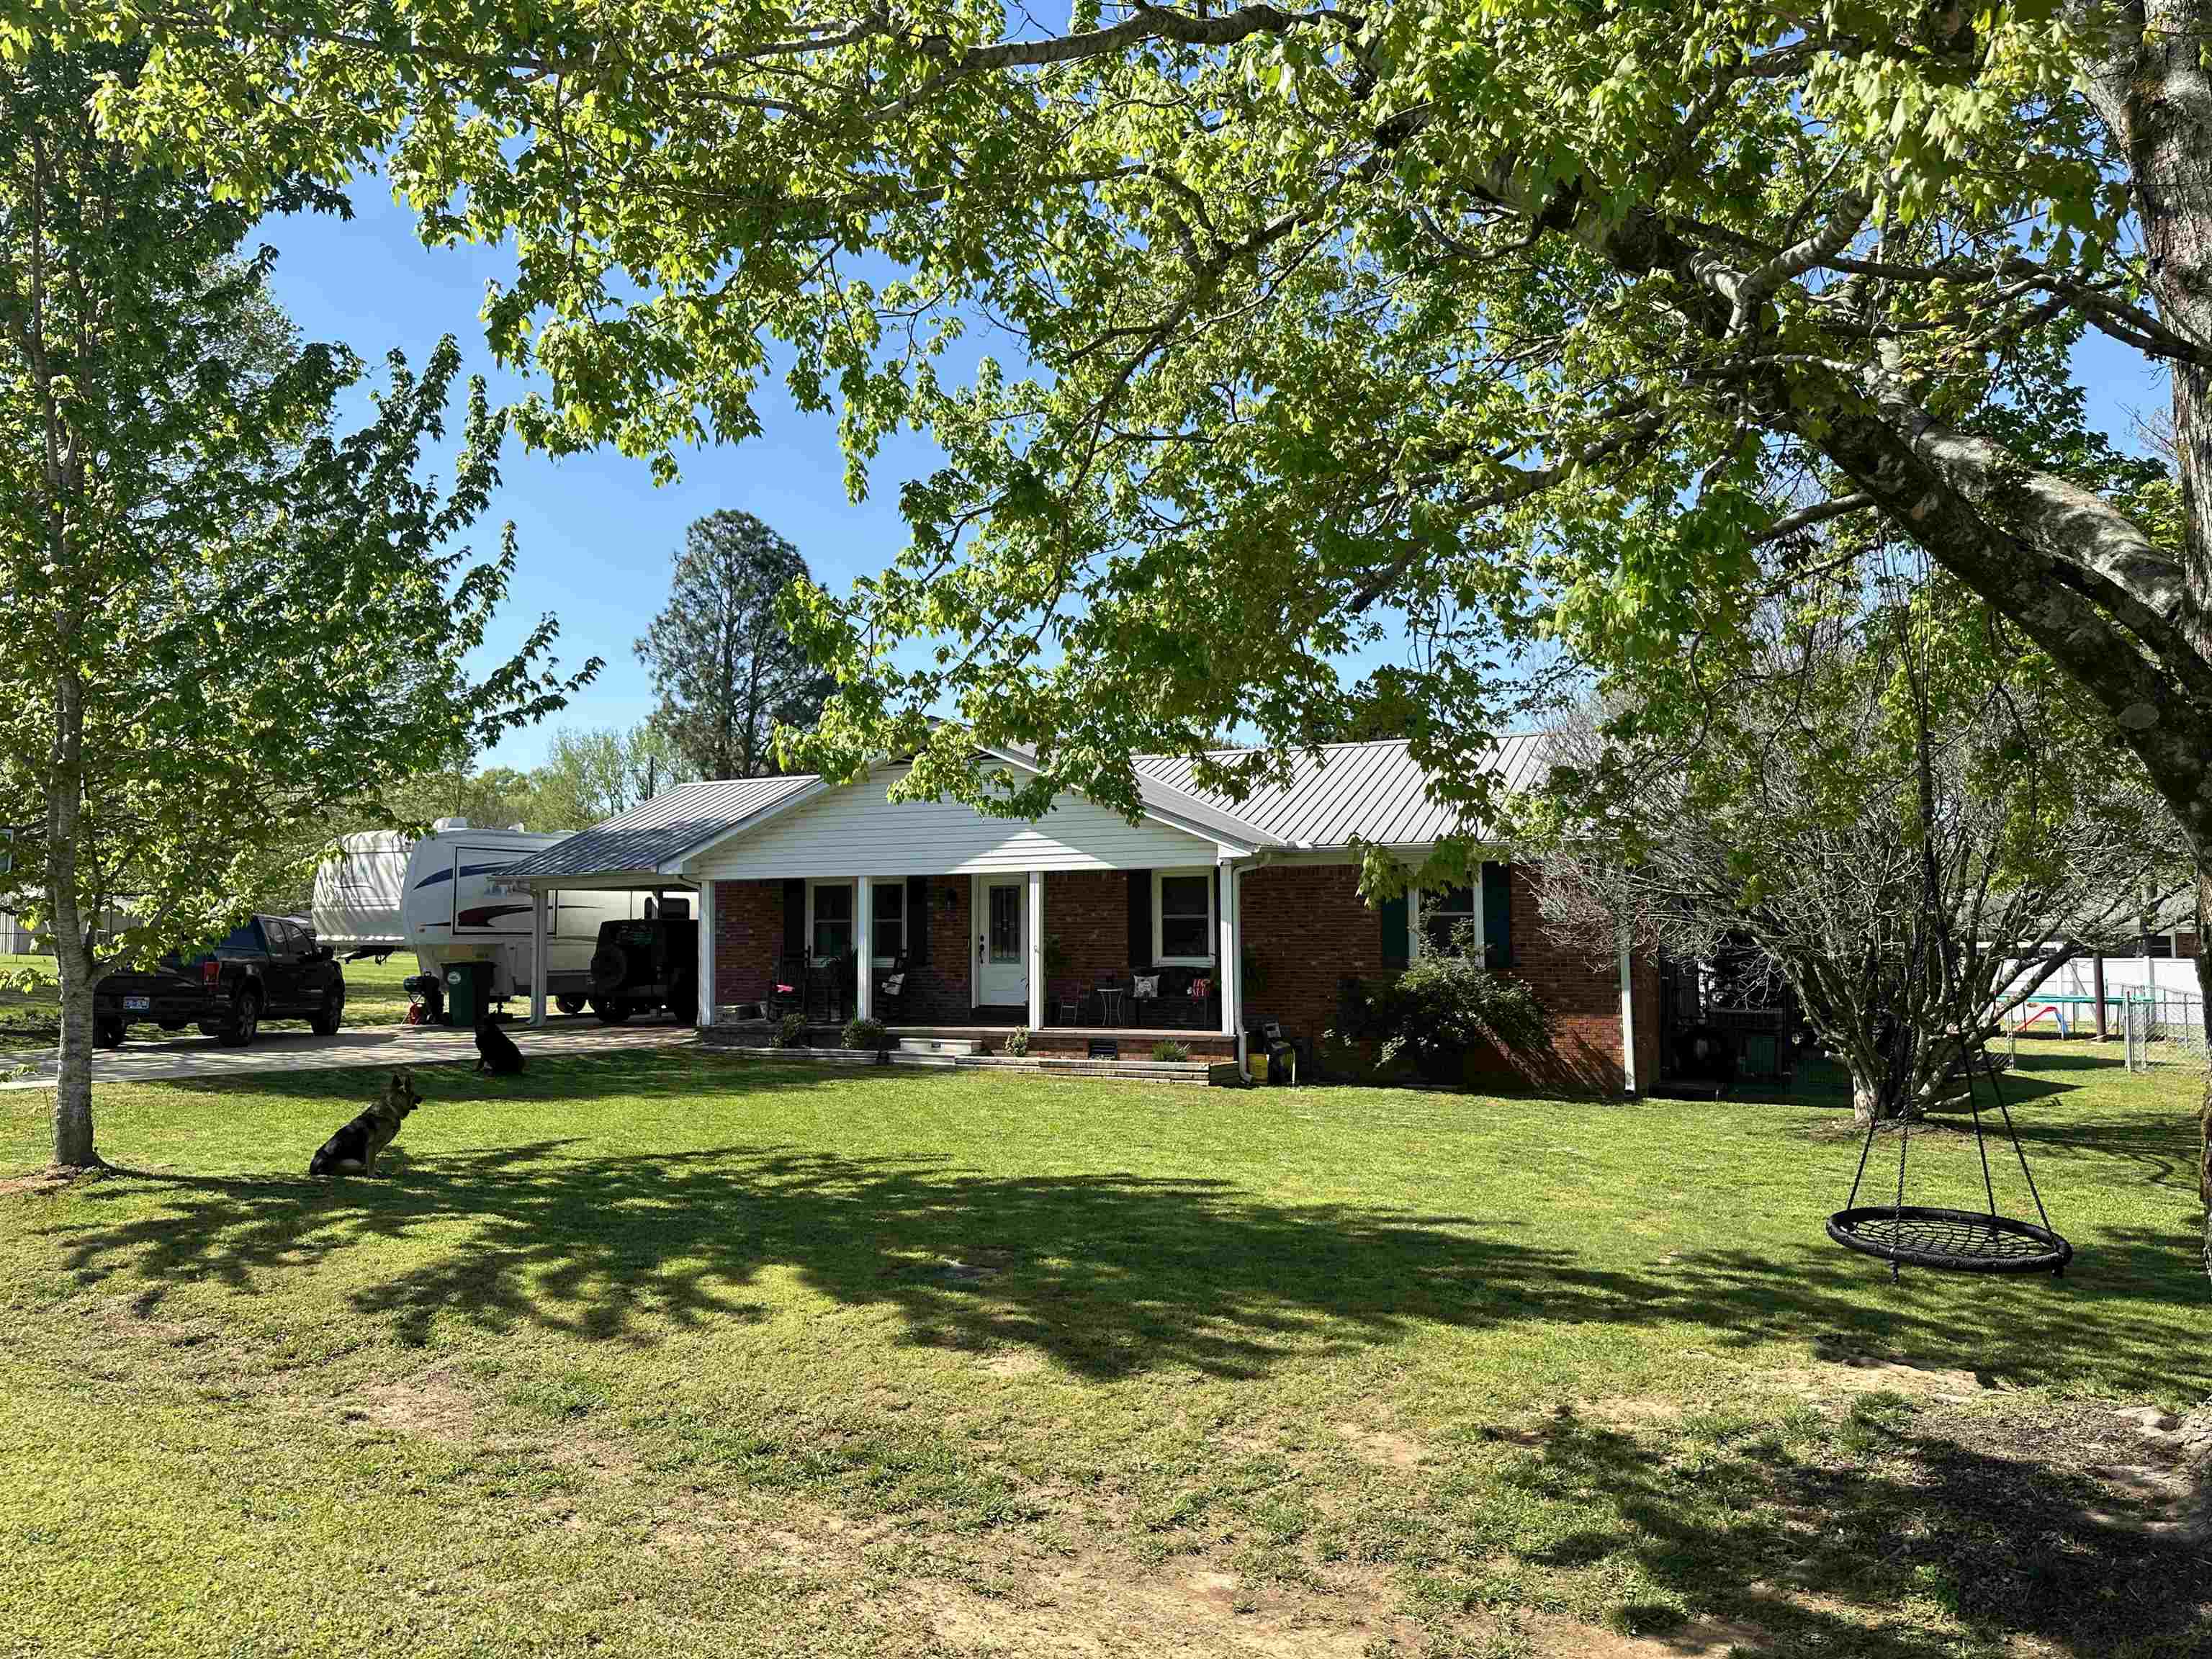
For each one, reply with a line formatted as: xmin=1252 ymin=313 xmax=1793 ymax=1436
xmin=1239 ymin=861 xmax=1630 ymax=1093
xmin=1238 ymin=864 xmax=1387 ymax=1063
xmin=1042 ymin=871 xmax=1128 ymax=1015
xmin=712 ymin=879 xmax=783 ymax=1008
xmin=896 ymin=876 xmax=974 ymax=1023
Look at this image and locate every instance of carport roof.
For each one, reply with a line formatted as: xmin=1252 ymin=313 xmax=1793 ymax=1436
xmin=501 ymin=775 xmax=822 ymax=881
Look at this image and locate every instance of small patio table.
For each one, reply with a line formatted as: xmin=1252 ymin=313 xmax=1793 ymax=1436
xmin=1096 ymin=986 xmax=1126 ymax=1027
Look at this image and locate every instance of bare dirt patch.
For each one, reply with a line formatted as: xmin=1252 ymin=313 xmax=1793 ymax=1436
xmin=343 ymin=1367 xmax=482 ymax=1442
xmin=983 ymin=1348 xmax=1046 ymax=1379
xmin=901 ymin=1540 xmax=1422 ymax=1658
xmin=1783 ymin=1341 xmax=1995 ymax=1402
xmin=1521 ymin=1609 xmax=1772 ymax=1657
xmin=1334 ymin=1422 xmax=1431 ymax=1470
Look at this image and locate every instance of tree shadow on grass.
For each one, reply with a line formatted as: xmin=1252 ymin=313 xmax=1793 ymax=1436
xmin=30 ymin=1127 xmax=2212 ymax=1396
xmin=1513 ymin=1401 xmax=2211 ymax=1658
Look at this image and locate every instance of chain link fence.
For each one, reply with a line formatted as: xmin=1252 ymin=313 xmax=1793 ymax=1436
xmin=2118 ymin=986 xmax=2207 ymax=1072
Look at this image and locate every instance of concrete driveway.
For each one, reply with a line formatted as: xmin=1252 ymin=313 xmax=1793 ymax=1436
xmin=1 ymin=1017 xmax=696 ymax=1090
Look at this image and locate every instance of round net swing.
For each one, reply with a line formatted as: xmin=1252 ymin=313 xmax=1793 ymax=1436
xmin=1828 ymin=1020 xmax=2072 ymax=1277
xmin=1824 ymin=578 xmax=2074 ymax=1280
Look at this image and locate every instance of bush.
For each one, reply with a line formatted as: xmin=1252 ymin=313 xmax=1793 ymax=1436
xmin=1337 ymin=920 xmax=1551 ymax=1076
xmin=1150 ymin=1039 xmax=1190 ymax=1062
xmin=775 ymin=1011 xmax=809 ymax=1048
xmin=842 ymin=1016 xmax=889 ymax=1051
xmin=1002 ymin=1026 xmax=1030 ymax=1057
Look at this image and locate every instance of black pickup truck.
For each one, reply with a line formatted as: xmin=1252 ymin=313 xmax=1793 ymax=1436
xmin=94 ymin=914 xmax=346 ymax=1047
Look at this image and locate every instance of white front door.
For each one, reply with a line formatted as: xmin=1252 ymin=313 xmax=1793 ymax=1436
xmin=976 ymin=877 xmax=1027 ymax=1006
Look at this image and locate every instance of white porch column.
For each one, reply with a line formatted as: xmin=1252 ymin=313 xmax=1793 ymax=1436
xmin=1218 ymin=857 xmax=1244 ymax=1070
xmin=697 ymin=880 xmax=717 ymax=1028
xmin=1617 ymin=928 xmax=1637 ymax=1096
xmin=529 ymin=887 xmax=549 ymax=1028
xmin=1026 ymin=868 xmax=1045 ymax=1031
xmin=855 ymin=875 xmax=873 ymax=1021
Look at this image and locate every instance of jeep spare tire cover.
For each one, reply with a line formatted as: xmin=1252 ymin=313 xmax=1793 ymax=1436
xmin=589 ymin=943 xmax=629 ymax=993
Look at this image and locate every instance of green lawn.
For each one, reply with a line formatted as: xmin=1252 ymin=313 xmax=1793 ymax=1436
xmin=0 ymin=952 xmax=418 ymax=1051
xmin=2 ymin=1050 xmax=2206 ymax=1658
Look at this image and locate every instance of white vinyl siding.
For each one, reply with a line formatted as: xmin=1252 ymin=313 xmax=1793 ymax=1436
xmin=687 ymin=763 xmax=1220 ymax=880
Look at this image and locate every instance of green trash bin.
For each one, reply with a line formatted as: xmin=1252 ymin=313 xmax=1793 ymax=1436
xmin=443 ymin=961 xmax=492 ymax=1028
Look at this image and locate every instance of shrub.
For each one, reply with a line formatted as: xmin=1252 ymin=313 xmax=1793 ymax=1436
xmin=1002 ymin=1026 xmax=1030 ymax=1057
xmin=1338 ymin=921 xmax=1551 ymax=1076
xmin=1150 ymin=1039 xmax=1190 ymax=1062
xmin=842 ymin=1016 xmax=889 ymax=1051
xmin=775 ymin=1011 xmax=809 ymax=1048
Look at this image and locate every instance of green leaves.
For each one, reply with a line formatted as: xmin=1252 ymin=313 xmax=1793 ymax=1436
xmin=0 ymin=42 xmax=597 ymax=988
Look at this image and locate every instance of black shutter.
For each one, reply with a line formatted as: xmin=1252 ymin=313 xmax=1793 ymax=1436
xmin=906 ymin=876 xmax=930 ymax=964
xmin=1127 ymin=870 xmax=1152 ymax=968
xmin=1380 ymin=893 xmax=1409 ymax=972
xmin=1482 ymin=862 xmax=1513 ymax=969
xmin=781 ymin=878 xmax=805 ymax=957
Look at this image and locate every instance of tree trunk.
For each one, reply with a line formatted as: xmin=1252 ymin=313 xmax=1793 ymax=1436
xmin=51 ymin=969 xmax=97 ymax=1169
xmin=44 ymin=675 xmax=100 ymax=1170
xmin=1851 ymin=1069 xmax=1882 ymax=1126
xmin=37 ymin=613 xmax=109 ymax=1169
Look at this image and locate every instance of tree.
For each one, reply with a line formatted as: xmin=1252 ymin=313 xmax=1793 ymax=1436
xmin=527 ymin=722 xmax=691 ymax=830
xmin=1529 ymin=553 xmax=2186 ymax=1123
xmin=62 ymin=4 xmax=2212 ymax=1238
xmin=0 ymin=42 xmax=595 ymax=1170
xmin=634 ymin=511 xmax=830 ymax=780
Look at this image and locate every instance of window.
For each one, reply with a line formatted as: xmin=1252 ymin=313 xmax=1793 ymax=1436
xmin=1416 ymin=886 xmax=1480 ymax=957
xmin=871 ymin=880 xmax=906 ymax=965
xmin=809 ymin=880 xmax=853 ymax=962
xmin=1154 ymin=869 xmax=1215 ymax=965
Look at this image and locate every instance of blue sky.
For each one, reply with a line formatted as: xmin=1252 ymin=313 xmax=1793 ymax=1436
xmin=266 ymin=186 xmax=948 ymax=770
xmin=264 ymin=186 xmax=2170 ymax=773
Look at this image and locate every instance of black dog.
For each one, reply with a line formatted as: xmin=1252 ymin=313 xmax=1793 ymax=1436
xmin=474 ymin=1015 xmax=526 ymax=1076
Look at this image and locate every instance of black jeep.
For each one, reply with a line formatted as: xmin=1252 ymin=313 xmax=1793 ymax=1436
xmin=585 ymin=917 xmax=698 ymax=1025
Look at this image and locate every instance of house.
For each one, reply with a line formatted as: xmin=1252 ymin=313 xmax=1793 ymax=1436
xmin=502 ymin=738 xmax=1661 ymax=1092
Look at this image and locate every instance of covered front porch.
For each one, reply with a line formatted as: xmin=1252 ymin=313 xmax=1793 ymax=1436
xmin=698 ymin=866 xmax=1249 ymax=1055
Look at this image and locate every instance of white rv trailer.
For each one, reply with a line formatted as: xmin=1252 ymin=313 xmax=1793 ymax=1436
xmin=310 ymin=831 xmax=413 ymax=958
xmin=397 ymin=822 xmax=654 ymax=1005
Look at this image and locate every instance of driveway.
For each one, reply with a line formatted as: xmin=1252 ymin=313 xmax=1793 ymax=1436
xmin=1 ymin=1018 xmax=696 ymax=1090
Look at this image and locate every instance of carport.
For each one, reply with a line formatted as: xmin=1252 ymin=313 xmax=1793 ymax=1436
xmin=499 ymin=775 xmax=824 ymax=1027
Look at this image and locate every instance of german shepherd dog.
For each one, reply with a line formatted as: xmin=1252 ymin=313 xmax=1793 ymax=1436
xmin=474 ymin=1015 xmax=526 ymax=1076
xmin=309 ymin=1071 xmax=422 ymax=1177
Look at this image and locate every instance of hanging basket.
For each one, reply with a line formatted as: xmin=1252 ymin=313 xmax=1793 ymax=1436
xmin=1827 ymin=1204 xmax=2072 ymax=1276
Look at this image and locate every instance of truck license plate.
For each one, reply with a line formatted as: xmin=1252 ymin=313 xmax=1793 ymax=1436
xmin=124 ymin=997 xmax=150 ymax=1011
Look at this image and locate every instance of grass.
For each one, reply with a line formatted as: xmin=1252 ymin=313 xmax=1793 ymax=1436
xmin=0 ymin=952 xmax=418 ymax=1051
xmin=1 ymin=1047 xmax=2206 ymax=1657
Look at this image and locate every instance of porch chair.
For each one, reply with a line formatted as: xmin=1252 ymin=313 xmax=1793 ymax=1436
xmin=768 ymin=953 xmax=808 ymax=1020
xmin=876 ymin=953 xmax=911 ymax=1020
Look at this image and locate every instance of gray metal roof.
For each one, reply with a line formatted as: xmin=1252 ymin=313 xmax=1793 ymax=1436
xmin=507 ymin=735 xmax=1544 ymax=881
xmin=501 ymin=775 xmax=821 ymax=879
xmin=1133 ymin=734 xmax=1547 ymax=850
